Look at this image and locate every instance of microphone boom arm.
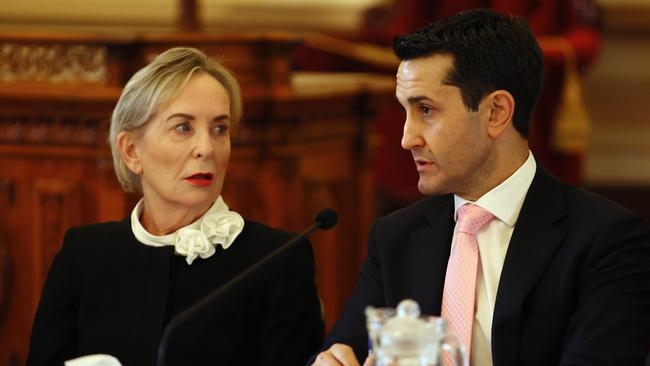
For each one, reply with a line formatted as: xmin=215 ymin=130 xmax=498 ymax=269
xmin=158 ymin=208 xmax=338 ymax=366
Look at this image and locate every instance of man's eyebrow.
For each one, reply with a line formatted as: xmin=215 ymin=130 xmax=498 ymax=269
xmin=407 ymin=95 xmax=432 ymax=104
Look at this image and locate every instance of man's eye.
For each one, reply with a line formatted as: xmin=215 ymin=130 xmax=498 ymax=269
xmin=175 ymin=123 xmax=191 ymax=133
xmin=420 ymin=105 xmax=432 ymax=116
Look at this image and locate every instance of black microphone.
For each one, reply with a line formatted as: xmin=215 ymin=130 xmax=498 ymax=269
xmin=315 ymin=208 xmax=338 ymax=230
xmin=157 ymin=208 xmax=338 ymax=366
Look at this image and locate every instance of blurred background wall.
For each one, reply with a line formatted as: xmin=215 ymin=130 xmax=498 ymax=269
xmin=0 ymin=0 xmax=384 ymax=32
xmin=1 ymin=0 xmax=648 ymax=195
xmin=582 ymin=0 xmax=650 ymax=220
xmin=0 ymin=0 xmax=648 ymax=364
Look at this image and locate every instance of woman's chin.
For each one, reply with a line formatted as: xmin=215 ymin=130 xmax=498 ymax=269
xmin=168 ymin=191 xmax=219 ymax=211
xmin=189 ymin=193 xmax=220 ymax=206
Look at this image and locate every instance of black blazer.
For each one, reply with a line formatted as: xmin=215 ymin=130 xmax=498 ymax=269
xmin=28 ymin=218 xmax=324 ymax=366
xmin=318 ymin=167 xmax=650 ymax=365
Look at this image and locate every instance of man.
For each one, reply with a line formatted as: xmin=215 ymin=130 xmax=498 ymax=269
xmin=311 ymin=9 xmax=650 ymax=366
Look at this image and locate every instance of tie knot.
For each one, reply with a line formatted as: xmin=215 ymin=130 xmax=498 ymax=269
xmin=456 ymin=204 xmax=494 ymax=235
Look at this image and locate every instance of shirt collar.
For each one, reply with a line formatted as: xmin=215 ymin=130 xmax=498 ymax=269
xmin=454 ymin=150 xmax=536 ymax=227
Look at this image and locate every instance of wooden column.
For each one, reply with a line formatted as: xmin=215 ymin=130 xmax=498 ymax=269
xmin=178 ymin=0 xmax=200 ymax=32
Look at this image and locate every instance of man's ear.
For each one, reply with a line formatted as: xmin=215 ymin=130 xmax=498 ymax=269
xmin=117 ymin=131 xmax=143 ymax=175
xmin=485 ymin=90 xmax=515 ymax=139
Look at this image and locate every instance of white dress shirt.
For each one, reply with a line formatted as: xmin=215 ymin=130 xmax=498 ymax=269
xmin=452 ymin=151 xmax=537 ymax=366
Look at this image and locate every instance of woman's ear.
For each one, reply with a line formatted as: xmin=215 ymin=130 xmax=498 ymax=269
xmin=117 ymin=131 xmax=143 ymax=175
xmin=485 ymin=90 xmax=515 ymax=139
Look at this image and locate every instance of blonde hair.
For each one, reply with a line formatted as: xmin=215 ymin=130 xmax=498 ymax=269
xmin=109 ymin=47 xmax=242 ymax=193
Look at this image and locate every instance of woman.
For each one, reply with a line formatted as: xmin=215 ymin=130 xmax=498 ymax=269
xmin=27 ymin=47 xmax=324 ymax=366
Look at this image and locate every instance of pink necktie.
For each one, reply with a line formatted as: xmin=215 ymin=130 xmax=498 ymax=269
xmin=441 ymin=204 xmax=494 ymax=361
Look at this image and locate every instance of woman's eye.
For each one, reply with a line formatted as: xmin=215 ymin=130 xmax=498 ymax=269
xmin=214 ymin=124 xmax=229 ymax=135
xmin=420 ymin=105 xmax=432 ymax=116
xmin=175 ymin=123 xmax=191 ymax=133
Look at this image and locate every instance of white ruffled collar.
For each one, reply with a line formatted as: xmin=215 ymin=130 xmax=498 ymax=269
xmin=130 ymin=196 xmax=245 ymax=265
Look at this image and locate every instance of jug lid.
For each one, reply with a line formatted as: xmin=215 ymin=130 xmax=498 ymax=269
xmin=371 ymin=299 xmax=451 ymax=362
xmin=381 ymin=299 xmax=425 ymax=337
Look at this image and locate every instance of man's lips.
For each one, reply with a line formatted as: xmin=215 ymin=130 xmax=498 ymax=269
xmin=184 ymin=172 xmax=214 ymax=186
xmin=414 ymin=158 xmax=434 ymax=172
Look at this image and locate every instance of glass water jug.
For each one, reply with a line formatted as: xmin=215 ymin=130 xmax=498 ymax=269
xmin=365 ymin=299 xmax=468 ymax=366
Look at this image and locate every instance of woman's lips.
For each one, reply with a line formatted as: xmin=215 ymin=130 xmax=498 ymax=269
xmin=184 ymin=173 xmax=214 ymax=187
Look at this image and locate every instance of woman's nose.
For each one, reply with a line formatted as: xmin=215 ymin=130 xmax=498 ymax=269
xmin=193 ymin=129 xmax=214 ymax=159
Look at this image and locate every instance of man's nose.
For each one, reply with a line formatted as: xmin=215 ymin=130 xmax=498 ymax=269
xmin=401 ymin=115 xmax=423 ymax=151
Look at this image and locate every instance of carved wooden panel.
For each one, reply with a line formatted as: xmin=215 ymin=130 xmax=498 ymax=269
xmin=0 ymin=154 xmax=129 ymax=365
xmin=0 ymin=43 xmax=109 ymax=84
xmin=31 ymin=179 xmax=82 ymax=301
xmin=130 ymin=32 xmax=300 ymax=89
xmin=0 ymin=114 xmax=107 ymax=147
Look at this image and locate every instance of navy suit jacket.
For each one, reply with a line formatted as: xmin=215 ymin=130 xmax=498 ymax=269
xmin=318 ymin=167 xmax=650 ymax=365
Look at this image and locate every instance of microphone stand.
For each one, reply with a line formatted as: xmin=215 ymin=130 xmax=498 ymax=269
xmin=157 ymin=209 xmax=337 ymax=366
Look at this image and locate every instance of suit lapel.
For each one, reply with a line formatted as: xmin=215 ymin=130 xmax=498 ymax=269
xmin=492 ymin=167 xmax=567 ymax=366
xmin=408 ymin=195 xmax=455 ymax=316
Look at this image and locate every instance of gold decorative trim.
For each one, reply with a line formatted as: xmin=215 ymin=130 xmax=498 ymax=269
xmin=0 ymin=43 xmax=108 ymax=84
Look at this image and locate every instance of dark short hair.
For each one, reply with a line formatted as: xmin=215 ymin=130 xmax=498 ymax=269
xmin=393 ymin=9 xmax=542 ymax=137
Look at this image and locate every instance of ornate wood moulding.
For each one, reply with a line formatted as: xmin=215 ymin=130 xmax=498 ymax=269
xmin=0 ymin=30 xmax=393 ymax=150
